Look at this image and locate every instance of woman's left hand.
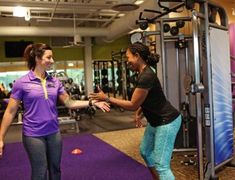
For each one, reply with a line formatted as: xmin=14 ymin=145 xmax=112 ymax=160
xmin=135 ymin=108 xmax=143 ymax=128
xmin=135 ymin=115 xmax=143 ymax=128
xmin=93 ymin=101 xmax=110 ymax=112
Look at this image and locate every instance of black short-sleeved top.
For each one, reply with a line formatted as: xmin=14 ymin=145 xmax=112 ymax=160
xmin=136 ymin=66 xmax=180 ymax=127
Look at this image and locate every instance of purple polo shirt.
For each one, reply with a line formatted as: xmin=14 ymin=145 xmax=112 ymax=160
xmin=11 ymin=70 xmax=65 ymax=137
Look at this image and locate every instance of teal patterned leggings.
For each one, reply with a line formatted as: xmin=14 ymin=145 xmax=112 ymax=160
xmin=140 ymin=115 xmax=182 ymax=180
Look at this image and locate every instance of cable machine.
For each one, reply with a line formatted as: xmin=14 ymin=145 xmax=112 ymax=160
xmin=135 ymin=1 xmax=234 ymax=179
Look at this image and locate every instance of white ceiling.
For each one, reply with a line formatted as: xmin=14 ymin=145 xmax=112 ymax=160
xmin=1 ymin=0 xmax=232 ymax=41
xmin=0 ymin=0 xmax=137 ymax=28
xmin=0 ymin=0 xmax=160 ymax=41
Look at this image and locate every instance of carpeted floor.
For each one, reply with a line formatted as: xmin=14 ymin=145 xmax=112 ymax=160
xmin=0 ymin=134 xmax=152 ymax=180
xmin=95 ymin=128 xmax=235 ymax=180
xmin=2 ymin=109 xmax=235 ymax=179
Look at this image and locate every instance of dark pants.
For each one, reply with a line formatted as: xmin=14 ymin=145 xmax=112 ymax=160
xmin=23 ymin=131 xmax=62 ymax=180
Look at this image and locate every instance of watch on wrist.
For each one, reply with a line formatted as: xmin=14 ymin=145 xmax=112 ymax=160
xmin=89 ymin=99 xmax=93 ymax=106
xmin=105 ymin=96 xmax=110 ymax=103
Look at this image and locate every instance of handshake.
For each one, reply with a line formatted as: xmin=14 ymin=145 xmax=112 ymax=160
xmin=89 ymin=87 xmax=110 ymax=112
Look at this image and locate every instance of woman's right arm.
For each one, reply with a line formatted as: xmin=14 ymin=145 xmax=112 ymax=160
xmin=0 ymin=98 xmax=20 ymax=157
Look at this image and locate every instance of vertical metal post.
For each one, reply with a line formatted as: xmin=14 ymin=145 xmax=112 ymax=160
xmin=111 ymin=61 xmax=115 ymax=97
xmin=177 ymin=47 xmax=189 ymax=148
xmin=176 ymin=48 xmax=181 ymax=110
xmin=204 ymin=1 xmax=216 ymax=178
xmin=192 ymin=10 xmax=204 ymax=180
xmin=121 ymin=53 xmax=127 ymax=100
xmin=160 ymin=19 xmax=167 ymax=95
xmin=185 ymin=47 xmax=189 ymax=75
xmin=84 ymin=37 xmax=93 ymax=95
xmin=184 ymin=46 xmax=190 ymax=148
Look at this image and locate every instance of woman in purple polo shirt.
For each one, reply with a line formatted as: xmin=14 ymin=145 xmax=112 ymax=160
xmin=0 ymin=43 xmax=110 ymax=180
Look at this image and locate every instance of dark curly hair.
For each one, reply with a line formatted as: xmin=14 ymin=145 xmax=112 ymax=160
xmin=127 ymin=42 xmax=159 ymax=67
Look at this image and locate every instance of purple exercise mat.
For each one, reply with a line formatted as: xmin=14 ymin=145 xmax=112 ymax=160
xmin=0 ymin=134 xmax=151 ymax=180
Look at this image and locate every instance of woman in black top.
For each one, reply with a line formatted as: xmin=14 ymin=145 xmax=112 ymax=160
xmin=90 ymin=42 xmax=182 ymax=180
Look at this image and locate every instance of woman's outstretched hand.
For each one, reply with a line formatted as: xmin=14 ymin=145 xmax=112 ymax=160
xmin=89 ymin=87 xmax=110 ymax=112
xmin=89 ymin=87 xmax=107 ymax=101
xmin=93 ymin=101 xmax=110 ymax=112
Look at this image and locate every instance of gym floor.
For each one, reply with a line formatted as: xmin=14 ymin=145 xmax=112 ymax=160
xmin=2 ymin=108 xmax=235 ymax=180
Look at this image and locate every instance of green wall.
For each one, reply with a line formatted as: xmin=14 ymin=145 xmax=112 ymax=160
xmin=0 ymin=35 xmax=130 ymax=63
xmin=92 ymin=35 xmax=130 ymax=60
xmin=53 ymin=46 xmax=84 ymax=61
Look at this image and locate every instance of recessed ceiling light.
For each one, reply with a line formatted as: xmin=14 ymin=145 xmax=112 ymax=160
xmin=13 ymin=6 xmax=27 ymax=17
xmin=24 ymin=9 xmax=31 ymax=21
xmin=68 ymin=63 xmax=74 ymax=67
xmin=118 ymin=13 xmax=125 ymax=17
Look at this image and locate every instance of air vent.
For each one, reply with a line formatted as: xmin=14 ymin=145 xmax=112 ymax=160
xmin=112 ymin=4 xmax=139 ymax=11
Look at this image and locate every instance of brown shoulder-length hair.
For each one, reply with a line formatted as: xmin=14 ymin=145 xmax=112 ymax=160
xmin=23 ymin=43 xmax=52 ymax=70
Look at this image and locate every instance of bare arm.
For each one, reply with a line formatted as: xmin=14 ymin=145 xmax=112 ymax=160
xmin=0 ymin=98 xmax=20 ymax=157
xmin=0 ymin=98 xmax=20 ymax=141
xmin=58 ymin=92 xmax=110 ymax=112
xmin=90 ymin=88 xmax=149 ymax=111
xmin=59 ymin=92 xmax=91 ymax=109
